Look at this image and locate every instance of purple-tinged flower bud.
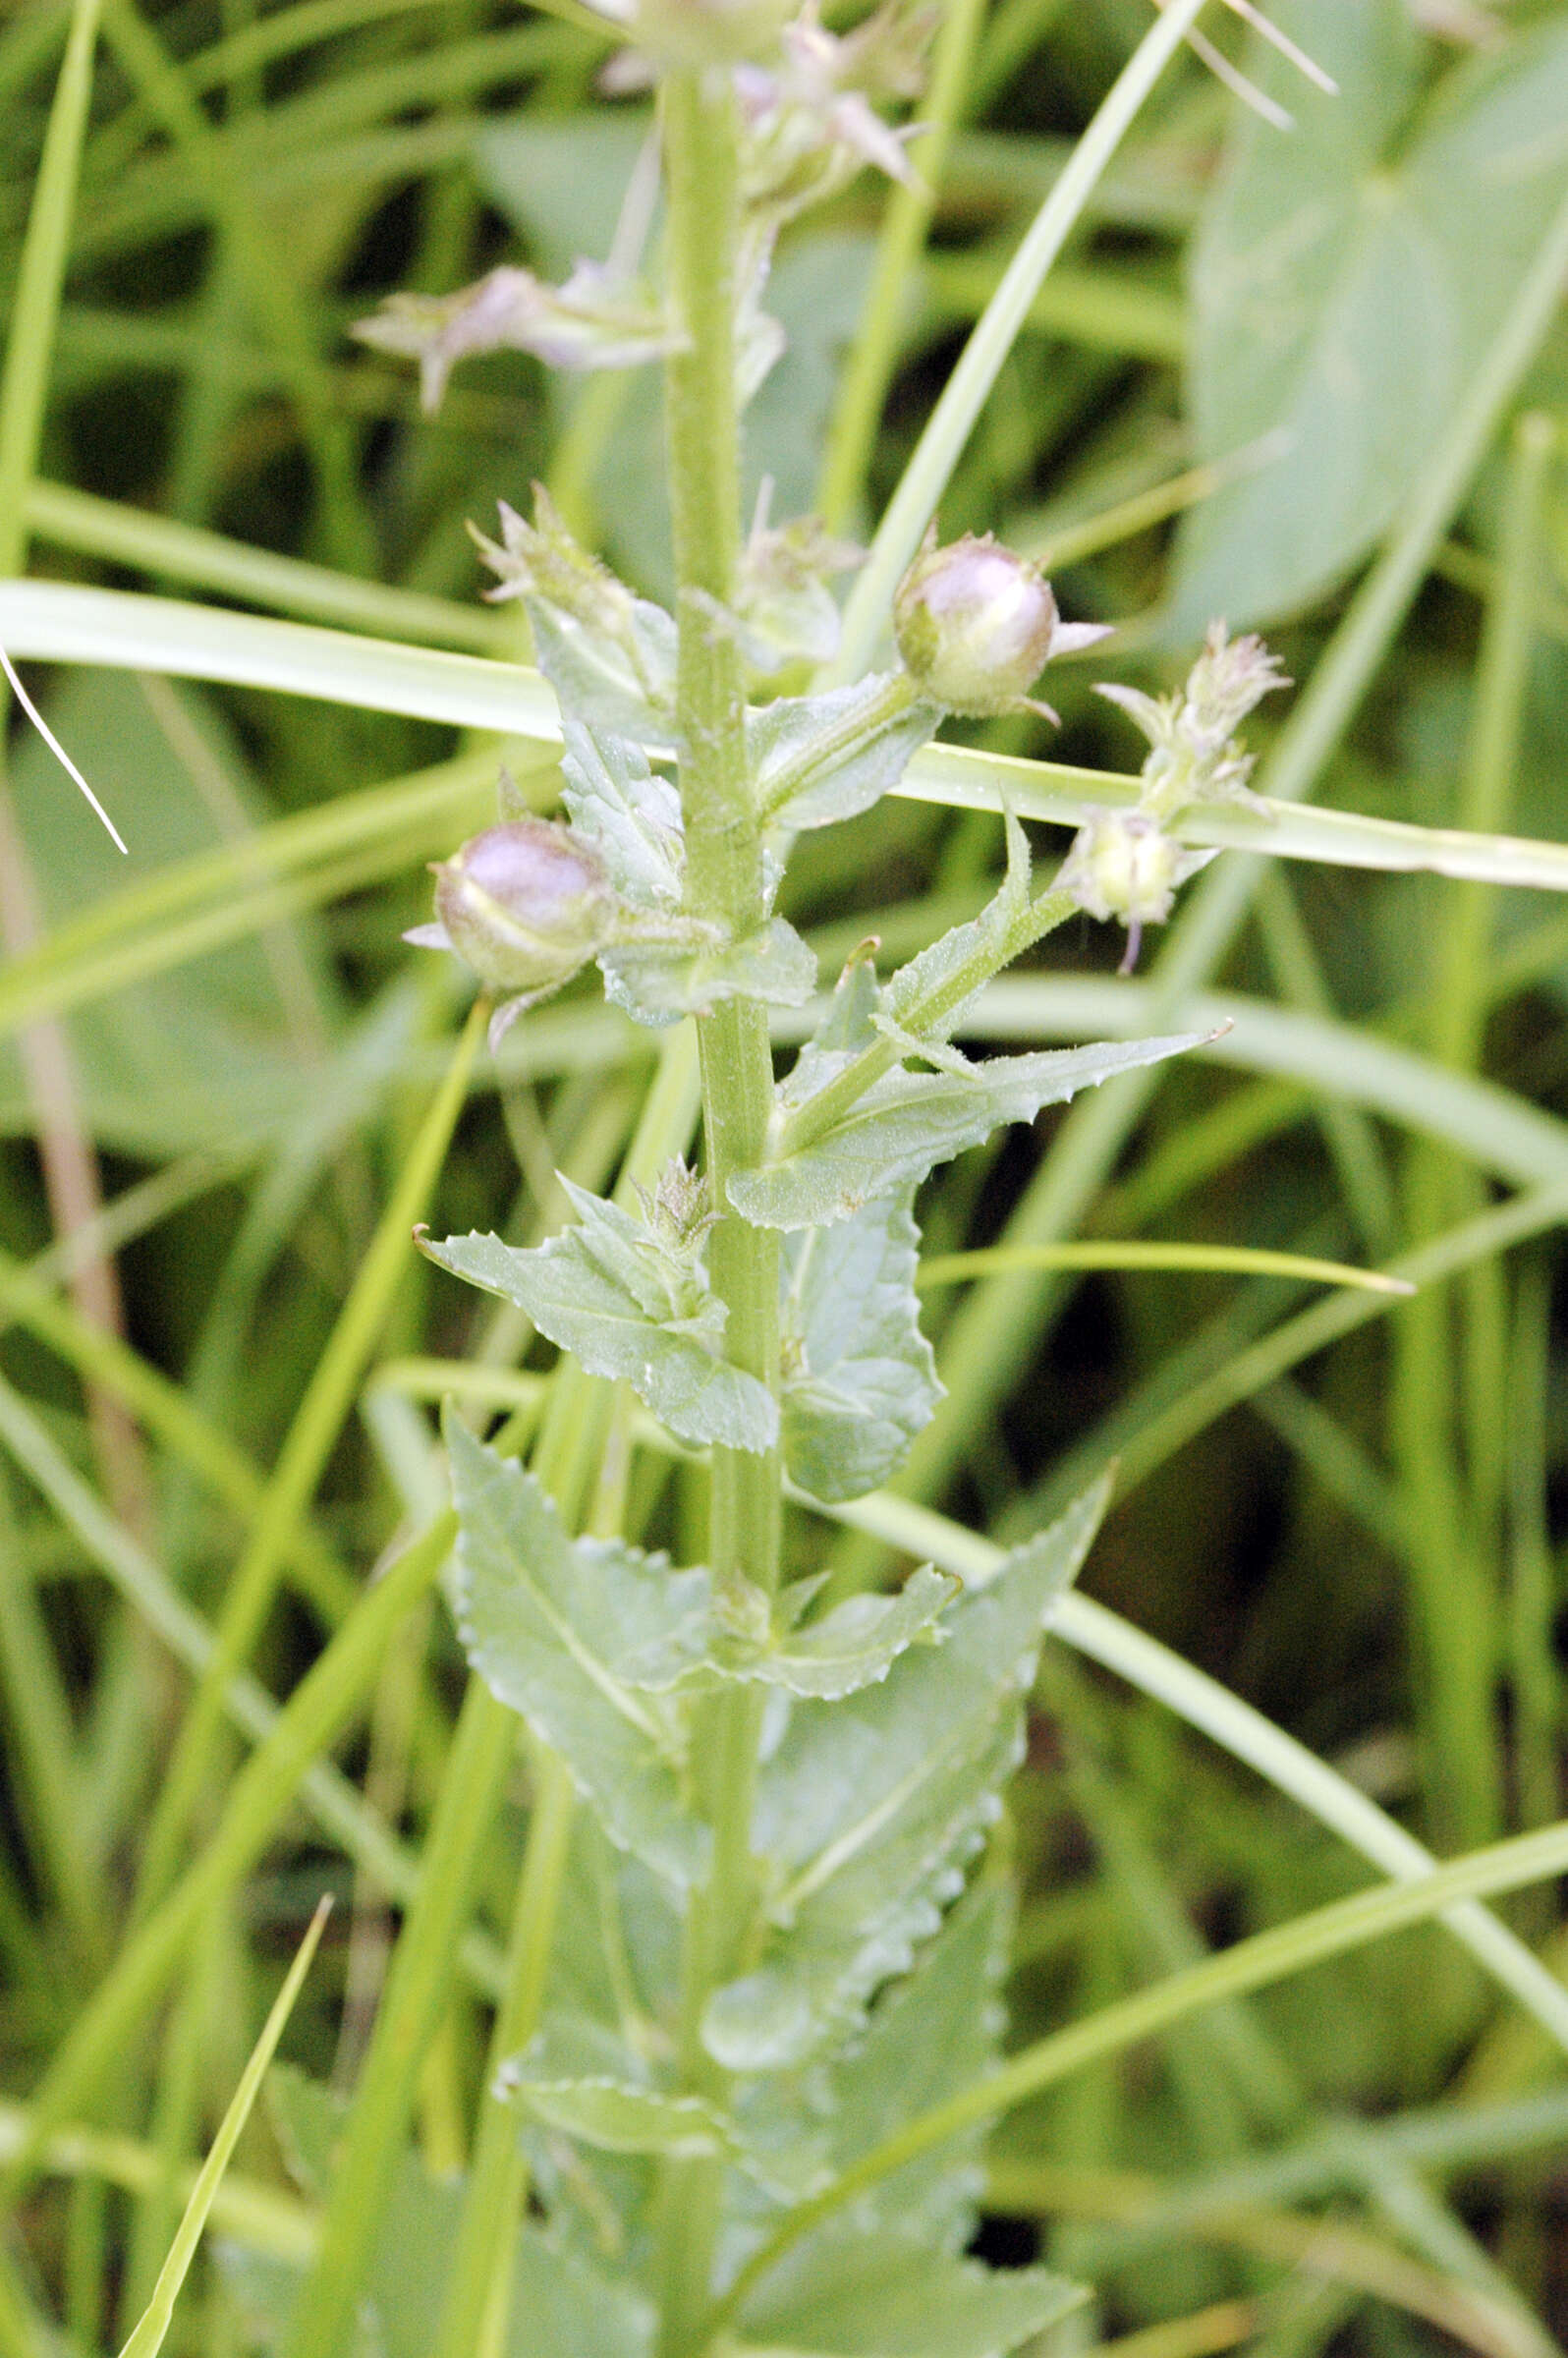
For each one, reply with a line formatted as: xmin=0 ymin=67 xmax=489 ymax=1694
xmin=408 ymin=819 xmax=617 ymax=1004
xmin=893 ymin=528 xmax=1109 ymax=719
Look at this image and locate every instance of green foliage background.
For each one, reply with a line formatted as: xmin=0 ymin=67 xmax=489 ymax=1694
xmin=6 ymin=1 xmax=1568 ymax=2354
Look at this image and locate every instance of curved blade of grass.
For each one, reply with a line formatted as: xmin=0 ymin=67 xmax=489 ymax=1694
xmin=25 ymin=480 xmax=512 ymax=651
xmin=868 ymin=161 xmax=1568 ymax=1547
xmin=0 ymin=0 xmax=103 ymax=578
xmin=917 ymin=1242 xmax=1413 ymax=1295
xmin=807 ymin=1372 xmax=1568 ymax=2062
xmin=137 ymin=996 xmax=486 ymax=1907
xmin=831 ymin=0 xmax=1212 ymax=680
xmin=714 ymin=1813 xmax=1568 ymax=2333
xmin=115 ymin=1897 xmax=330 ymax=2358
xmin=0 ymin=1503 xmax=453 ymax=2208
xmin=0 ymin=745 xmax=502 ymax=1042
xmin=7 ymin=583 xmax=1568 ymax=906
xmin=0 ymin=584 xmax=558 ymax=737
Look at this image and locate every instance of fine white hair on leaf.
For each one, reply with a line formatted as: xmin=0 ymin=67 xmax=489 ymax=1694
xmin=0 ymin=644 xmax=128 ymax=855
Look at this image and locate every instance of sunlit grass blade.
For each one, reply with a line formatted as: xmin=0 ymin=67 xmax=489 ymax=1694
xmin=137 ymin=996 xmax=487 ymax=1906
xmin=917 ymin=1242 xmax=1414 ymax=1296
xmin=26 ymin=479 xmax=512 ymax=650
xmin=115 ymin=1897 xmax=331 ymax=2358
xmin=0 ymin=583 xmax=558 ymax=737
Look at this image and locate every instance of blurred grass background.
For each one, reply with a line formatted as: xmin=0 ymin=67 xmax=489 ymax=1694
xmin=7 ymin=1 xmax=1568 ymax=2353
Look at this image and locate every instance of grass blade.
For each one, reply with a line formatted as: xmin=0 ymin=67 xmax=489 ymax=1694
xmin=115 ymin=1898 xmax=331 ymax=2358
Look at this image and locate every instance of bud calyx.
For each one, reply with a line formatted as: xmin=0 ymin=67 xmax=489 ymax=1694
xmin=893 ymin=527 xmax=1110 ymax=720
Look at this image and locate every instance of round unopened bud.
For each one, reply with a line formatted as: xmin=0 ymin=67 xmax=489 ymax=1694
xmin=429 ymin=818 xmax=617 ymax=995
xmin=894 ymin=531 xmax=1060 ymax=717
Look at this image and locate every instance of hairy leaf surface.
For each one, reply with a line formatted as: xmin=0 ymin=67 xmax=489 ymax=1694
xmin=423 ymin=1190 xmax=777 ymax=1452
xmin=713 ymin=1566 xmax=959 ymax=1700
xmin=559 ymin=717 xmax=684 ymax=909
xmin=445 ymin=1417 xmax=710 ymax=1883
xmin=702 ymin=1483 xmax=1110 ymax=2065
xmin=750 ymin=675 xmax=941 ymax=836
xmin=600 ymin=915 xmax=817 ymax=1027
xmin=779 ymin=1190 xmax=942 ymax=1500
xmin=530 ymin=601 xmax=678 ymax=750
xmin=731 ymin=1036 xmax=1208 ymax=1229
xmin=738 ymin=2221 xmax=1085 ymax=2358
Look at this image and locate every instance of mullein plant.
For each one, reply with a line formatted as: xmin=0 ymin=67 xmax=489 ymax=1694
xmin=283 ymin=9 xmax=1281 ymax=2357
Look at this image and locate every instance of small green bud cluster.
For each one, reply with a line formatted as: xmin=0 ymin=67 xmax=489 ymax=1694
xmin=1060 ymin=623 xmax=1288 ymax=970
xmin=893 ymin=526 xmax=1110 ymax=720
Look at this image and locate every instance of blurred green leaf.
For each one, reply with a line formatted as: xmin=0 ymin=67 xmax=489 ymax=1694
xmin=1172 ymin=2 xmax=1568 ymax=629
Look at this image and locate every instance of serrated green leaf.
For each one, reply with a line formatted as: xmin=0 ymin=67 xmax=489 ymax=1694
xmin=500 ymin=2015 xmax=733 ymax=2158
xmin=559 ymin=718 xmax=684 ymax=911
xmin=422 ymin=1189 xmax=777 ymax=1452
xmin=780 ymin=1191 xmax=943 ymax=1502
xmin=601 ymin=914 xmax=817 ymax=1027
xmin=714 ymin=1567 xmax=958 ymax=1702
xmin=703 ymin=1485 xmax=1110 ymax=2066
xmin=445 ymin=1418 xmax=710 ymax=1884
xmin=751 ymin=675 xmax=941 ymax=836
xmin=825 ymin=1883 xmax=1010 ymax=2249
xmin=1172 ymin=3 xmax=1568 ymax=630
xmin=737 ymin=2221 xmax=1086 ymax=2358
xmin=732 ymin=1035 xmax=1208 ymax=1230
xmin=528 ymin=600 xmax=678 ymax=750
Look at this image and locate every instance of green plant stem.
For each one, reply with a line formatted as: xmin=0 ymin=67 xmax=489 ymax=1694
xmin=653 ymin=67 xmax=780 ymax=2358
xmin=778 ymin=883 xmax=1076 ymax=1161
xmin=831 ymin=0 xmax=1210 ymax=682
xmin=815 ymin=0 xmax=987 ymax=532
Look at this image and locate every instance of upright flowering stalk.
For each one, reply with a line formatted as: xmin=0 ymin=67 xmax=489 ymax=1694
xmin=345 ymin=16 xmax=1287 ymax=2358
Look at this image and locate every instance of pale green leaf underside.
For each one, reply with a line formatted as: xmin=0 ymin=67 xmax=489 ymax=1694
xmin=750 ymin=675 xmax=941 ymax=836
xmin=601 ymin=914 xmax=817 ymax=1026
xmin=559 ymin=717 xmax=684 ymax=910
xmin=445 ymin=1417 xmax=710 ymax=1885
xmin=780 ymin=1189 xmax=943 ymax=1503
xmin=714 ymin=1568 xmax=959 ymax=1701
xmin=704 ymin=1483 xmax=1111 ymax=2066
xmin=1172 ymin=2 xmax=1568 ymax=629
xmin=424 ymin=1220 xmax=777 ymax=1453
xmin=732 ymin=1035 xmax=1209 ymax=1229
xmin=737 ymin=2221 xmax=1085 ymax=2358
xmin=824 ymin=1883 xmax=1008 ymax=2247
